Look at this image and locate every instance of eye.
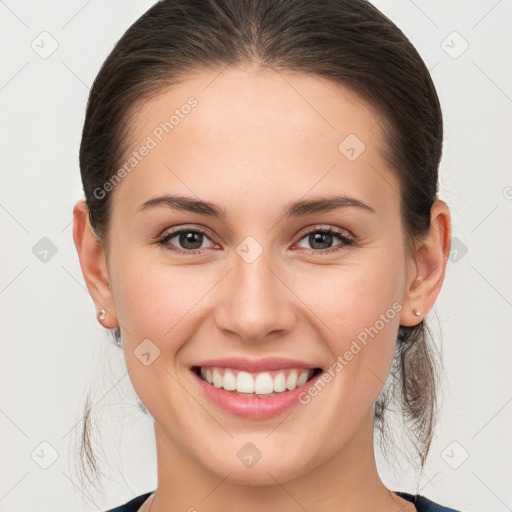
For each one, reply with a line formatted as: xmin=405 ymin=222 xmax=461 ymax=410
xmin=295 ymin=225 xmax=354 ymax=255
xmin=157 ymin=226 xmax=218 ymax=255
xmin=156 ymin=225 xmax=355 ymax=256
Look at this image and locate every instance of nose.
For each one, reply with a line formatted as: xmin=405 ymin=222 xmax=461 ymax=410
xmin=214 ymin=247 xmax=297 ymax=343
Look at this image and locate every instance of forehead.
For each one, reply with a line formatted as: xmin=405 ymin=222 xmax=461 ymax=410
xmin=112 ymin=66 xmax=400 ymax=221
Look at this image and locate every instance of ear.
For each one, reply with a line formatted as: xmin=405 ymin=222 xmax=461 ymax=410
xmin=72 ymin=199 xmax=118 ymax=328
xmin=400 ymin=199 xmax=452 ymax=327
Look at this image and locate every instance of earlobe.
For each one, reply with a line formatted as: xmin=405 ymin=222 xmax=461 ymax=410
xmin=72 ymin=199 xmax=119 ymax=328
xmin=400 ymin=200 xmax=452 ymax=327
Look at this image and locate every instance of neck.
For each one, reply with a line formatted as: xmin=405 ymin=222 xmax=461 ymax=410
xmin=147 ymin=409 xmax=410 ymax=512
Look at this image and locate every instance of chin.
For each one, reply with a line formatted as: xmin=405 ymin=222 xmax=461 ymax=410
xmin=202 ymin=453 xmax=314 ymax=487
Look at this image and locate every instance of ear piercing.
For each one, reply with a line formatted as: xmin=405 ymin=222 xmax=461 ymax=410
xmin=97 ymin=306 xmax=423 ymax=323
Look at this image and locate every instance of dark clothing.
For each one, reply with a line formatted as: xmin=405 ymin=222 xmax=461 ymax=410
xmin=105 ymin=490 xmax=463 ymax=511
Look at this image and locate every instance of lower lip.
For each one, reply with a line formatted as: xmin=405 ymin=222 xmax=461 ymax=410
xmin=191 ymin=369 xmax=323 ymax=419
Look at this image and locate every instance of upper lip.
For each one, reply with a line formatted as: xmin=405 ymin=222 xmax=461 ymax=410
xmin=191 ymin=357 xmax=321 ymax=373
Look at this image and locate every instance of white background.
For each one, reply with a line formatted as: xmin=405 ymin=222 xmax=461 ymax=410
xmin=0 ymin=1 xmax=511 ymax=511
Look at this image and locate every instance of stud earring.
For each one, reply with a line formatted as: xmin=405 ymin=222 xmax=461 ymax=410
xmin=412 ymin=308 xmax=421 ymax=317
xmin=98 ymin=308 xmax=106 ymax=321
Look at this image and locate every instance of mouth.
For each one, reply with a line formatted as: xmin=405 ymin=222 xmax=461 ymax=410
xmin=189 ymin=356 xmax=326 ymax=419
xmin=191 ymin=365 xmax=323 ymax=398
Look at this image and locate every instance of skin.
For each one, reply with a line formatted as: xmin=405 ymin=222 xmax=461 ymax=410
xmin=73 ymin=66 xmax=451 ymax=512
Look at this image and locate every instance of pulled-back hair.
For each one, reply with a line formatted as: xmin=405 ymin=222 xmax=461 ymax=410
xmin=77 ymin=0 xmax=443 ymax=490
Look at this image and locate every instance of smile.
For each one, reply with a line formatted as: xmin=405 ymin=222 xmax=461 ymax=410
xmin=193 ymin=366 xmax=322 ymax=397
xmin=190 ymin=365 xmax=324 ymax=419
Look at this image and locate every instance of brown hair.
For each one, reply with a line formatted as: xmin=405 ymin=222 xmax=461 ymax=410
xmin=77 ymin=0 xmax=442 ymax=489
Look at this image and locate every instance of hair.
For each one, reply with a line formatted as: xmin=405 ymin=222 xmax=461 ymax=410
xmin=76 ymin=0 xmax=443 ymax=491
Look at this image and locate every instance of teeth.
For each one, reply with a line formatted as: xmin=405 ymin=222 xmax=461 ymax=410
xmin=237 ymin=371 xmax=255 ymax=393
xmin=198 ymin=366 xmax=316 ymax=395
xmin=286 ymin=370 xmax=298 ymax=391
xmin=212 ymin=369 xmax=223 ymax=388
xmin=297 ymin=370 xmax=309 ymax=387
xmin=274 ymin=372 xmax=287 ymax=392
xmin=223 ymin=369 xmax=236 ymax=390
xmin=254 ymin=372 xmax=274 ymax=394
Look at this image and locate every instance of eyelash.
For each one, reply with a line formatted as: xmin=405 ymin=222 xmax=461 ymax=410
xmin=156 ymin=225 xmax=355 ymax=256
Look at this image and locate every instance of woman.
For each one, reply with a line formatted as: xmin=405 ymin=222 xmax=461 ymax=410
xmin=72 ymin=0 xmax=461 ymax=510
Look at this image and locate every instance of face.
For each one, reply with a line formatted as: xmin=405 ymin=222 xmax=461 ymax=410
xmin=96 ymin=66 xmax=418 ymax=484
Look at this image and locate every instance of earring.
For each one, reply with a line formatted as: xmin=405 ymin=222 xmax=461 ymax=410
xmin=98 ymin=308 xmax=106 ymax=321
xmin=412 ymin=308 xmax=421 ymax=317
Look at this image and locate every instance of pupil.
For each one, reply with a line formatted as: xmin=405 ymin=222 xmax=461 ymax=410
xmin=180 ymin=232 xmax=202 ymax=249
xmin=311 ymin=232 xmax=332 ymax=249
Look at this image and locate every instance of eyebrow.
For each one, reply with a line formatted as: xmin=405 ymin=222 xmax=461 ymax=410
xmin=136 ymin=193 xmax=376 ymax=218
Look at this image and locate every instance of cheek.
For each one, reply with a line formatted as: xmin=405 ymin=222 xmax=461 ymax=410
xmin=292 ymin=249 xmax=404 ymax=396
xmin=108 ymin=252 xmax=199 ymax=411
xmin=108 ymin=245 xmax=195 ymax=347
